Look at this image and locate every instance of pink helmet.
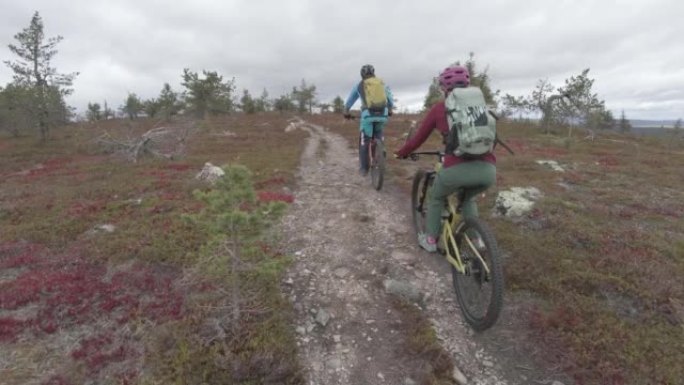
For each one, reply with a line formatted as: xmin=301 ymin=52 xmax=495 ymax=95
xmin=438 ymin=66 xmax=470 ymax=92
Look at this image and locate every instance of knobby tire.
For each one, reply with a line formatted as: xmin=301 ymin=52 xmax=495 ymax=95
xmin=451 ymin=217 xmax=503 ymax=331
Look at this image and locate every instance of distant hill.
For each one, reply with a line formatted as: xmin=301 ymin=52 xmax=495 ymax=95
xmin=623 ymin=119 xmax=680 ymax=137
xmin=625 ymin=126 xmax=675 ymax=137
xmin=629 ymin=119 xmax=678 ymax=128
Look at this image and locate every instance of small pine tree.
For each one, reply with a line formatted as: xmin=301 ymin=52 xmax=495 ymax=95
xmin=465 ymin=52 xmax=498 ymax=107
xmin=143 ymin=98 xmax=160 ymax=118
xmin=619 ymin=110 xmax=631 ymax=133
xmin=157 ymin=83 xmax=182 ymax=119
xmin=181 ymin=69 xmax=236 ymax=118
xmin=423 ymin=79 xmax=442 ymax=110
xmin=103 ymin=100 xmax=114 ymax=120
xmin=121 ymin=93 xmax=143 ymax=120
xmin=674 ymin=118 xmax=682 ymax=138
xmin=240 ymin=89 xmax=256 ymax=114
xmin=423 ymin=52 xmax=498 ymax=111
xmin=332 ymin=96 xmax=345 ymax=114
xmin=185 ymin=165 xmax=287 ymax=328
xmin=318 ymin=103 xmax=331 ymax=113
xmin=255 ymin=88 xmax=270 ymax=112
xmin=86 ymin=102 xmax=102 ymax=121
xmin=273 ymin=94 xmax=295 ymax=113
xmin=292 ymin=79 xmax=317 ymax=114
xmin=0 ymin=84 xmax=35 ymax=136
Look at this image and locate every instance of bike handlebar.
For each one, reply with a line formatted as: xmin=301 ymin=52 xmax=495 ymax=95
xmin=410 ymin=151 xmax=444 ymax=156
xmin=397 ymin=151 xmax=444 ymax=161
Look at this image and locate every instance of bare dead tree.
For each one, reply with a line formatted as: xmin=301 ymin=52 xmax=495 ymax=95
xmin=95 ymin=120 xmax=194 ymax=162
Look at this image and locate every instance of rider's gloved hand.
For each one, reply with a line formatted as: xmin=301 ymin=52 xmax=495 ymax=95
xmin=343 ymin=113 xmax=352 ymax=120
xmin=387 ymin=108 xmax=393 ymax=117
xmin=393 ymin=152 xmax=407 ymax=159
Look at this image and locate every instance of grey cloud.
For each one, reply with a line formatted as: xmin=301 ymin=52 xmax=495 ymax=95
xmin=1 ymin=0 xmax=683 ymax=119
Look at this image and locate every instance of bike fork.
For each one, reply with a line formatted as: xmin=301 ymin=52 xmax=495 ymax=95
xmin=368 ymin=139 xmax=376 ymax=168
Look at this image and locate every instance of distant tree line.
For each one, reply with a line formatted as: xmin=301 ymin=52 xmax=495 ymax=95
xmin=84 ymin=75 xmax=350 ymax=121
xmin=6 ymin=13 xmax=663 ymax=141
xmin=85 ymin=75 xmax=350 ymax=121
xmin=0 ymin=12 xmax=350 ymax=139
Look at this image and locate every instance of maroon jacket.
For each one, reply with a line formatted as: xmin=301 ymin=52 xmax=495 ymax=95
xmin=395 ymin=101 xmax=496 ymax=168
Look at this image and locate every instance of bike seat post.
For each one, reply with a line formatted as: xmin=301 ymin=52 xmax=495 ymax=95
xmin=456 ymin=189 xmax=466 ymax=213
xmin=441 ymin=209 xmax=451 ymax=220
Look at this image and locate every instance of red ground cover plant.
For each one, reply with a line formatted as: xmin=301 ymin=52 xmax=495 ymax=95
xmin=531 ymin=146 xmax=568 ymax=158
xmin=257 ymin=191 xmax=295 ymax=203
xmin=67 ymin=199 xmax=108 ymax=219
xmin=563 ymin=170 xmax=587 ymax=184
xmin=0 ymin=241 xmax=187 ymax=381
xmin=165 ymin=163 xmax=193 ymax=172
xmin=17 ymin=157 xmax=73 ymax=180
xmin=71 ymin=333 xmax=126 ymax=372
xmin=0 ymin=317 xmax=25 ymax=342
xmin=254 ymin=176 xmax=287 ymax=189
xmin=0 ymin=241 xmax=45 ymax=269
xmin=41 ymin=375 xmax=73 ymax=385
xmin=597 ymin=155 xmax=620 ymax=167
xmin=139 ymin=169 xmax=175 ymax=189
xmin=499 ymin=138 xmax=529 ymax=155
xmin=159 ymin=191 xmax=185 ymax=201
xmin=529 ymin=305 xmax=627 ymax=385
xmin=4 ymin=155 xmax=103 ymax=183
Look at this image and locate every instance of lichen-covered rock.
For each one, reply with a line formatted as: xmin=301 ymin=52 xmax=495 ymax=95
xmin=195 ymin=162 xmax=224 ymax=184
xmin=536 ymin=159 xmax=565 ymax=172
xmin=493 ymin=187 xmax=542 ymax=217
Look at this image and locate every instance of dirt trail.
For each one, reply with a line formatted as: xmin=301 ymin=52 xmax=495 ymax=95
xmin=280 ymin=122 xmax=563 ymax=385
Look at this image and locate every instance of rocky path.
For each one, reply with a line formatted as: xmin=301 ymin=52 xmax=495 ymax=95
xmin=280 ymin=121 xmax=563 ymax=385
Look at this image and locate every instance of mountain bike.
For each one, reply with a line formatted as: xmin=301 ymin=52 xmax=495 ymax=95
xmin=346 ymin=115 xmax=386 ymax=190
xmin=403 ymin=151 xmax=504 ymax=331
xmin=368 ymin=125 xmax=386 ymax=191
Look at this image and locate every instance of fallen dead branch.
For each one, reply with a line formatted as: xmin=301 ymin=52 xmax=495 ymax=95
xmin=95 ymin=121 xmax=194 ymax=162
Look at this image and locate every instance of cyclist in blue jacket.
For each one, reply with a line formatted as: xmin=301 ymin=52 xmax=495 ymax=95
xmin=344 ymin=64 xmax=394 ymax=176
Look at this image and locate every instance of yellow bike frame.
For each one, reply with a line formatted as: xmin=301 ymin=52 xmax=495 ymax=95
xmin=431 ymin=163 xmax=491 ymax=276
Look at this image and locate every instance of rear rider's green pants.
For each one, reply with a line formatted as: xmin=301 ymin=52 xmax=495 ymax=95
xmin=426 ymin=161 xmax=496 ymax=237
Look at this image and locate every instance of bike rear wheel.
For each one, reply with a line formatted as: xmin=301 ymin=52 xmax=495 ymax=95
xmin=370 ymin=140 xmax=385 ymax=191
xmin=451 ymin=217 xmax=503 ymax=331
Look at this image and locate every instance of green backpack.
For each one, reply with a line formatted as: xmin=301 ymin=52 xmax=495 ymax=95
xmin=444 ymin=87 xmax=496 ymax=156
xmin=359 ymin=77 xmax=388 ymax=116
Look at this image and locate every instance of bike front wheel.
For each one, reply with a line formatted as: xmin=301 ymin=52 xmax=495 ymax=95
xmin=410 ymin=170 xmax=432 ymax=239
xmin=451 ymin=217 xmax=504 ymax=332
xmin=370 ymin=140 xmax=385 ymax=191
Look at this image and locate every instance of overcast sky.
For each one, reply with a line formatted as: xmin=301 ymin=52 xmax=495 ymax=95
xmin=1 ymin=0 xmax=683 ymax=120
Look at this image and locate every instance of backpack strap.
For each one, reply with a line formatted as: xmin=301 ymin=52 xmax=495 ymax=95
xmin=358 ymin=80 xmax=369 ymax=111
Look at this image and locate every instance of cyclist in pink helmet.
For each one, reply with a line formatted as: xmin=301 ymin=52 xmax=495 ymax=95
xmin=438 ymin=65 xmax=470 ymax=91
xmin=394 ymin=66 xmax=497 ymax=252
